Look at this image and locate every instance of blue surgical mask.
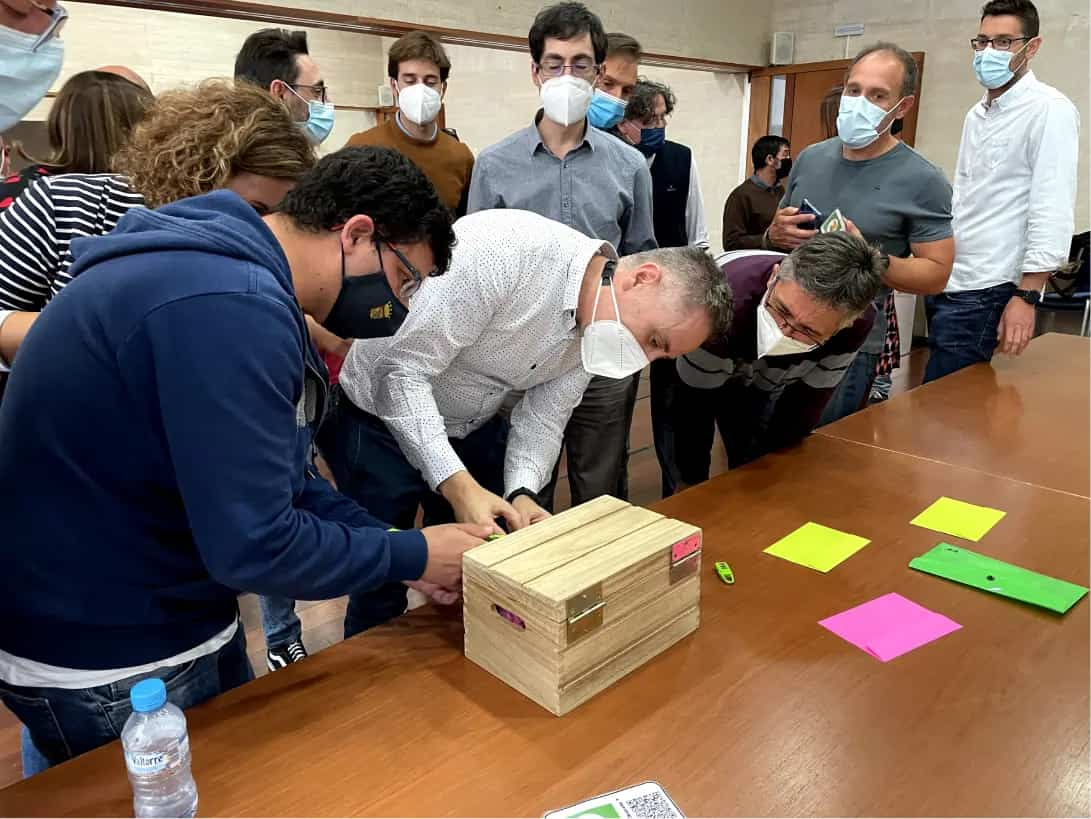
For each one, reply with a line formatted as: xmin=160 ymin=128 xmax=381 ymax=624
xmin=0 ymin=25 xmax=64 ymax=133
xmin=637 ymin=126 xmax=666 ymax=157
xmin=973 ymin=44 xmax=1028 ymax=90
xmin=287 ymin=85 xmax=335 ymax=145
xmin=836 ymin=94 xmax=903 ymax=150
xmin=587 ymin=88 xmax=627 ymax=130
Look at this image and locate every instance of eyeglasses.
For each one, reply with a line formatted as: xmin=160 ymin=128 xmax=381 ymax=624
xmin=381 ymin=241 xmax=441 ymax=299
xmin=969 ymin=35 xmax=1030 ymax=51
xmin=290 ymin=82 xmax=329 ymax=103
xmin=536 ymin=58 xmax=600 ymax=81
xmin=29 ymin=1 xmax=67 ymax=52
xmin=766 ymin=279 xmax=827 ymax=346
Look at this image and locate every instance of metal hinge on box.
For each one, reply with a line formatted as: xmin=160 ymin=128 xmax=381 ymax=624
xmin=669 ymin=533 xmax=702 ymax=585
xmin=566 ymin=583 xmax=605 ymax=642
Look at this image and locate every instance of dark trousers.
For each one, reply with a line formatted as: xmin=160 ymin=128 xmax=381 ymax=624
xmin=817 ymin=349 xmax=880 ymax=427
xmin=924 ymin=283 xmax=1016 ymax=383
xmin=0 ymin=623 xmax=252 ymax=777
xmin=317 ymin=388 xmax=509 ymax=637
xmin=539 ymin=373 xmax=639 ymax=510
xmin=650 ymin=359 xmax=758 ymax=497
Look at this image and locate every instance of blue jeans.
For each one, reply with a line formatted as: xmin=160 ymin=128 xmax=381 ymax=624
xmin=818 ymin=350 xmax=880 ymax=427
xmin=0 ymin=623 xmax=252 ymax=777
xmin=258 ymin=595 xmax=301 ymax=648
xmin=924 ymin=283 xmax=1016 ymax=383
xmin=317 ymin=388 xmax=509 ymax=638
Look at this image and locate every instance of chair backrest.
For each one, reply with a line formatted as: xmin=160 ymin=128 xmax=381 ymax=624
xmin=1050 ymin=232 xmax=1090 ymax=298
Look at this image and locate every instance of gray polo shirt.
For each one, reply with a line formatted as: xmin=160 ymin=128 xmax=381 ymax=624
xmin=466 ymin=113 xmax=657 ymax=255
xmin=781 ymin=137 xmax=952 ymax=353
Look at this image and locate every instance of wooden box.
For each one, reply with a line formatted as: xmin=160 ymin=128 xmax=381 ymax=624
xmin=463 ymin=495 xmax=702 ymax=715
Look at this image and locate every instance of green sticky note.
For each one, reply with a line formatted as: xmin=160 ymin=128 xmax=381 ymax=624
xmin=763 ymin=522 xmax=871 ymax=573
xmin=911 ymin=496 xmax=1006 ymax=542
xmin=910 ymin=543 xmax=1089 ymax=614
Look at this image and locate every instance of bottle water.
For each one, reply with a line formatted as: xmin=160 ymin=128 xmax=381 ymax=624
xmin=122 ymin=678 xmax=199 ymax=818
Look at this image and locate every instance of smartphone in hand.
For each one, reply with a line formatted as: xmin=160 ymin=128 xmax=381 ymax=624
xmin=798 ymin=198 xmax=824 ymax=231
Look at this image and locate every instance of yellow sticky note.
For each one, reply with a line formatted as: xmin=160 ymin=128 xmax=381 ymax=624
xmin=763 ymin=522 xmax=871 ymax=573
xmin=910 ymin=496 xmax=1006 ymax=542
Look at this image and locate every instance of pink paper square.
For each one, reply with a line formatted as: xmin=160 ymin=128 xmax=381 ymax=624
xmin=819 ymin=592 xmax=962 ymax=662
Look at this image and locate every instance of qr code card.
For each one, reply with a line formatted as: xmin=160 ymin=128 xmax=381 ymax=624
xmin=544 ymin=781 xmax=684 ymax=819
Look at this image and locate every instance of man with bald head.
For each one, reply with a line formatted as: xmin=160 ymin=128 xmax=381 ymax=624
xmin=765 ymin=41 xmax=954 ymax=424
xmin=0 ymin=0 xmax=66 ymax=132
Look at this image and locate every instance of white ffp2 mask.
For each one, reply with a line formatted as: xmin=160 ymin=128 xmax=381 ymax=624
xmin=581 ymin=273 xmax=649 ymax=379
xmin=539 ymin=75 xmax=593 ymax=127
xmin=756 ymin=292 xmax=819 ymax=358
xmin=397 ymin=82 xmax=442 ymax=125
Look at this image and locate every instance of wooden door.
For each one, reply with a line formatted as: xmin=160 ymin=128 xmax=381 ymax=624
xmin=748 ymin=54 xmax=925 ymax=155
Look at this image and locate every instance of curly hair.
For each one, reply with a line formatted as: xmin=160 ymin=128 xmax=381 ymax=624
xmin=113 ymin=79 xmax=315 ymax=208
xmin=19 ymin=70 xmax=152 ymax=174
xmin=278 ymin=146 xmax=457 ymax=274
xmin=626 ymin=78 xmax=676 ymax=122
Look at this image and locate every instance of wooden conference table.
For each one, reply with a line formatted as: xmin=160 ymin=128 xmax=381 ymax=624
xmin=1 ymin=335 xmax=1088 ymax=817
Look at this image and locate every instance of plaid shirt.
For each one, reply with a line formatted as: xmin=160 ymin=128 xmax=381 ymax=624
xmin=876 ymin=293 xmax=901 ymax=375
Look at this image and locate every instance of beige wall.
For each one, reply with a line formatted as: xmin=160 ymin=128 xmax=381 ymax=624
xmin=286 ymin=0 xmax=769 ymax=66
xmin=26 ymin=2 xmax=385 ymax=149
xmin=769 ymin=0 xmax=1090 ymax=230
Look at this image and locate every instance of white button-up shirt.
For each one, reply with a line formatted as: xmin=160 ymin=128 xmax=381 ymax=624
xmin=948 ymin=71 xmax=1080 ymax=291
xmin=338 ymin=209 xmax=612 ymax=495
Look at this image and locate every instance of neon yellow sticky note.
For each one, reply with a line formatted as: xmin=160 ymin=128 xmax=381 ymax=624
xmin=910 ymin=496 xmax=1006 ymax=542
xmin=763 ymin=522 xmax=871 ymax=573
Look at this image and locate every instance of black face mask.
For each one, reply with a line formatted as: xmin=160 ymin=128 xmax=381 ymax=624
xmin=320 ymin=243 xmax=409 ymax=340
xmin=775 ymin=157 xmax=792 ymax=181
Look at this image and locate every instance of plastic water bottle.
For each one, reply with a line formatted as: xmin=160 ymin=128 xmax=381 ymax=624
xmin=122 ymin=678 xmax=199 ymax=818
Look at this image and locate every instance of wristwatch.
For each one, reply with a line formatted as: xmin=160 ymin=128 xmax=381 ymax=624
xmin=1013 ymin=288 xmax=1042 ymax=306
xmin=506 ymin=487 xmax=543 ymax=507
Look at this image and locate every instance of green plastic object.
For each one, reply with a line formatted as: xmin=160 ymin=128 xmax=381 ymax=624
xmin=909 ymin=543 xmax=1089 ymax=614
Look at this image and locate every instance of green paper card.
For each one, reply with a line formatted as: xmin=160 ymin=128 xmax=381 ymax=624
xmin=909 ymin=543 xmax=1089 ymax=614
xmin=764 ymin=522 xmax=871 ymax=573
xmin=910 ymin=496 xmax=1006 ymax=542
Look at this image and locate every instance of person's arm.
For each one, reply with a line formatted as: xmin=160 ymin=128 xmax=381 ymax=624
xmin=0 ymin=309 xmax=37 ymax=369
xmin=505 ymin=365 xmax=593 ymax=497
xmin=880 ymin=238 xmax=955 ymax=295
xmin=721 ymin=187 xmax=764 ymax=251
xmin=998 ymin=98 xmax=1081 ymax=356
xmin=619 ymin=160 xmax=658 ymax=254
xmin=366 ymin=250 xmax=521 ymax=530
xmin=685 ymin=156 xmax=710 ymax=252
xmin=0 ymin=178 xmax=61 ymax=311
xmin=465 ymin=152 xmax=497 ymax=215
xmin=304 ymin=314 xmax=350 ymax=359
xmin=455 ymin=153 xmax=475 ymax=219
xmin=133 ymin=292 xmax=430 ymax=599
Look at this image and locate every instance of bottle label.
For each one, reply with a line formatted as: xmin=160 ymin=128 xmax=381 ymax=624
xmin=125 ymin=735 xmax=190 ymax=777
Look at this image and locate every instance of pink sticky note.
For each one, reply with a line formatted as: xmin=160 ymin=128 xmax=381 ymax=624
xmin=819 ymin=593 xmax=962 ymax=662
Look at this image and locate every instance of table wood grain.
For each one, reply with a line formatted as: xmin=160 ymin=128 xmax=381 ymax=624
xmin=2 ymin=435 xmax=1086 ymax=817
xmin=818 ymin=333 xmax=1091 ymax=498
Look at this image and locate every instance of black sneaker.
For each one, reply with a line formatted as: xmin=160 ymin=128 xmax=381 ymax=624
xmin=266 ymin=640 xmax=307 ymax=671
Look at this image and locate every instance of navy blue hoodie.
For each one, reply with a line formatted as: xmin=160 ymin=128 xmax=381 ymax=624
xmin=0 ymin=191 xmax=428 ymax=669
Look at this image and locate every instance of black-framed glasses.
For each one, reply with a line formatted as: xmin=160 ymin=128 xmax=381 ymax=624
xmin=970 ymin=35 xmax=1030 ymax=51
xmin=766 ymin=279 xmax=827 ymax=346
xmin=29 ymin=1 xmax=67 ymax=52
xmin=535 ymin=58 xmax=600 ymax=81
xmin=290 ymin=82 xmax=329 ymax=103
xmin=381 ymin=241 xmax=441 ymax=299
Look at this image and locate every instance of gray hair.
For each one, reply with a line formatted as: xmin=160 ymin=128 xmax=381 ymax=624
xmin=621 ymin=246 xmax=733 ymax=337
xmin=850 ymin=42 xmax=919 ymax=99
xmin=625 ymin=78 xmax=676 ymax=122
xmin=778 ymin=232 xmax=887 ymax=316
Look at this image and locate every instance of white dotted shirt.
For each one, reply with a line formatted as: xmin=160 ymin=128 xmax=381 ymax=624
xmin=338 ymin=209 xmax=614 ymax=495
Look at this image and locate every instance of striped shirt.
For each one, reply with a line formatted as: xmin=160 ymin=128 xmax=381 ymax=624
xmin=0 ymin=173 xmax=145 ymax=311
xmin=677 ymin=250 xmax=875 ymax=458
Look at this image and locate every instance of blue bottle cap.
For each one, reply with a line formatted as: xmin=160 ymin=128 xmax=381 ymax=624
xmin=129 ymin=678 xmax=167 ymax=713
